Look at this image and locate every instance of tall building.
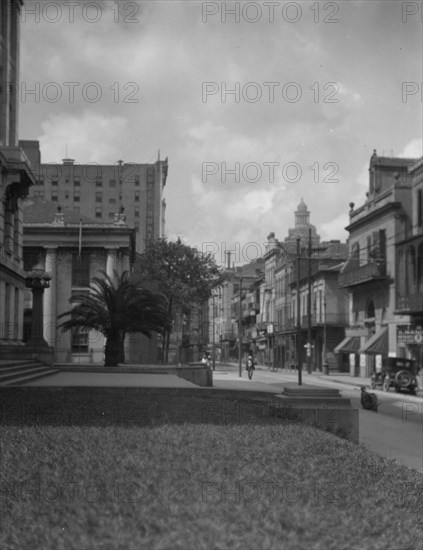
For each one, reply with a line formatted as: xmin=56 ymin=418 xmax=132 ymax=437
xmin=338 ymin=150 xmax=418 ymax=377
xmin=19 ymin=141 xmax=168 ymax=253
xmin=0 ymin=0 xmax=37 ymax=350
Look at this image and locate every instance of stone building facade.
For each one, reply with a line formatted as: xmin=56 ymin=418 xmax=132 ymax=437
xmin=338 ymin=151 xmax=419 ymax=376
xmin=23 ymin=199 xmax=135 ymax=363
xmin=0 ymin=0 xmax=37 ymax=352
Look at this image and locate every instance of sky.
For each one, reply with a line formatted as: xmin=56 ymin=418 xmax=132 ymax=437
xmin=18 ymin=0 xmax=423 ymax=266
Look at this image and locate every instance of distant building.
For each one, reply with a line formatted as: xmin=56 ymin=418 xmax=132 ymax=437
xmin=19 ymin=140 xmax=168 ymax=254
xmin=271 ymin=200 xmax=348 ymax=371
xmin=0 ymin=0 xmax=37 ymax=353
xmin=23 ymin=199 xmax=135 ymax=363
xmin=338 ymin=150 xmax=419 ymax=376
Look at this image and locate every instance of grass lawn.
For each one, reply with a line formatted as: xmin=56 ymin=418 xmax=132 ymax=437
xmin=1 ymin=423 xmax=422 ymax=550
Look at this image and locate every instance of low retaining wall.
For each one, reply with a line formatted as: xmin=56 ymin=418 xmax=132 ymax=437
xmin=55 ymin=364 xmax=213 ymax=387
xmin=0 ymin=386 xmax=358 ymax=443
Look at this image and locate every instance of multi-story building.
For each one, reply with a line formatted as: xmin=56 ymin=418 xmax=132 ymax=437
xmin=338 ymin=150 xmax=418 ymax=377
xmin=23 ymin=199 xmax=135 ymax=363
xmin=19 ymin=140 xmax=168 ymax=254
xmin=269 ymin=200 xmax=348 ymax=372
xmin=0 ymin=0 xmax=37 ymax=353
xmin=395 ymin=156 xmax=423 ymax=360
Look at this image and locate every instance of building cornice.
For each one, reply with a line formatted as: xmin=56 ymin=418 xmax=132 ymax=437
xmin=345 ymin=202 xmax=403 ymax=233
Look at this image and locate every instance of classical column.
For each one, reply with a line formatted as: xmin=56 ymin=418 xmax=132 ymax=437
xmin=106 ymin=248 xmax=118 ymax=278
xmin=43 ymin=247 xmax=57 ymax=348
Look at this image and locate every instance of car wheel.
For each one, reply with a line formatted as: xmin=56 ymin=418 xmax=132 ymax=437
xmin=395 ymin=370 xmax=412 ymax=388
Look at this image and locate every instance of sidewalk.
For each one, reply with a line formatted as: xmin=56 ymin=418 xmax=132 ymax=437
xmin=216 ymin=362 xmax=423 ymax=394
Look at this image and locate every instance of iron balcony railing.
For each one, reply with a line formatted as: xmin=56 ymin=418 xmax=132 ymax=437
xmin=338 ymin=262 xmax=387 ymax=288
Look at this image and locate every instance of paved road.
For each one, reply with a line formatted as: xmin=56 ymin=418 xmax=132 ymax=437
xmin=214 ymin=368 xmax=423 ymax=473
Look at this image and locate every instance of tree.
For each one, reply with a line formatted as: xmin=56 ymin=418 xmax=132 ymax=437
xmin=58 ymin=270 xmax=171 ymax=367
xmin=136 ymin=238 xmax=223 ymax=362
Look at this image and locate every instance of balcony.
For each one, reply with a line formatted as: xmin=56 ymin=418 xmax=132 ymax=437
xmin=396 ymin=293 xmax=423 ymax=315
xmin=301 ymin=312 xmax=349 ymax=328
xmin=338 ymin=262 xmax=387 ymax=288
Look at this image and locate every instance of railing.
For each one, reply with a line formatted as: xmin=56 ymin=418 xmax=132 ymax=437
xmin=301 ymin=313 xmax=349 ymax=327
xmin=338 ymin=262 xmax=387 ymax=288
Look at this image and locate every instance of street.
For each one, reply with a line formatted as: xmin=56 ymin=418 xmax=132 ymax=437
xmin=213 ymin=368 xmax=423 ymax=473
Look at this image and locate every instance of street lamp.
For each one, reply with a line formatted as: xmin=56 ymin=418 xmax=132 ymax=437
xmin=25 ymin=263 xmax=51 ymax=348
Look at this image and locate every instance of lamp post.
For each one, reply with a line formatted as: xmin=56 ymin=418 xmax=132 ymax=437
xmin=238 ymin=277 xmax=243 ymax=377
xmin=296 ymin=237 xmax=302 ymax=385
xmin=25 ymin=263 xmax=51 ymax=349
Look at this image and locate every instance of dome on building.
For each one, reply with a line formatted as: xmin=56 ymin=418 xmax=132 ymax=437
xmin=296 ymin=198 xmax=308 ymax=213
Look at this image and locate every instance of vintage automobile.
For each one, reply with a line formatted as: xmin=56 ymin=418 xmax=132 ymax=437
xmin=370 ymin=357 xmax=420 ymax=395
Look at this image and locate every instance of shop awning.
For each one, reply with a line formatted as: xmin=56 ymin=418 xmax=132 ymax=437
xmin=359 ymin=327 xmax=388 ymax=355
xmin=334 ymin=336 xmax=361 ymax=354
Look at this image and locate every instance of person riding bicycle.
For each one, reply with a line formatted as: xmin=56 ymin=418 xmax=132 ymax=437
xmin=246 ymin=354 xmax=255 ymax=371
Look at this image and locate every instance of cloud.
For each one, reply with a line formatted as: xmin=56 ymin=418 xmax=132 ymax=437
xmin=399 ymin=138 xmax=423 ymax=158
xmin=39 ymin=112 xmax=128 ymax=163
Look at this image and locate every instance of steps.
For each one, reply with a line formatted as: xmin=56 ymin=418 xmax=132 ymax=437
xmin=0 ymin=360 xmax=58 ymax=386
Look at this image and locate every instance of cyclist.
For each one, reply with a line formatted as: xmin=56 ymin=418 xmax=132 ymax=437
xmin=246 ymin=353 xmax=255 ymax=380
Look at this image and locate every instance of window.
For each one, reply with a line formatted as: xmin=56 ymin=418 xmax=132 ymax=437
xmin=135 ymin=177 xmax=140 ymax=187
xmin=65 ymin=178 xmax=69 ymax=184
xmin=135 ymin=191 xmax=140 ymax=202
xmin=147 ymin=167 xmax=154 ymax=176
xmin=51 ymin=193 xmax=58 ymax=202
xmin=109 ymin=179 xmax=116 ymax=187
xmin=72 ymin=251 xmax=90 ymax=286
xmin=95 ymin=192 xmax=102 ymax=203
xmin=51 ymin=180 xmax=58 ymax=186
xmin=70 ymin=290 xmax=90 ymax=353
xmin=74 ymin=179 xmax=80 ymax=187
xmin=71 ymin=326 xmax=89 ymax=353
xmin=65 ymin=191 xmax=69 ymax=199
xmin=367 ymin=236 xmax=372 ymax=261
xmin=109 ymin=212 xmax=115 ymax=219
xmin=135 ymin=208 xmax=140 ymax=218
xmin=74 ymin=196 xmax=80 ymax=202
xmin=95 ymin=208 xmax=102 ymax=218
xmin=96 ymin=179 xmax=102 ymax=187
xmin=134 ymin=222 xmax=140 ymax=230
xmin=109 ymin=198 xmax=116 ymax=204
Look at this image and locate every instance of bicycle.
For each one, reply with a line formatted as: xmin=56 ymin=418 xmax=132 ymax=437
xmin=246 ymin=356 xmax=255 ymax=380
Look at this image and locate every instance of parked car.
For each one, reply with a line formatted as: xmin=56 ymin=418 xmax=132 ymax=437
xmin=370 ymin=357 xmax=419 ymax=395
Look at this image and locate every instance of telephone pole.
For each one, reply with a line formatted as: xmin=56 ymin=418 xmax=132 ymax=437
xmin=307 ymin=227 xmax=312 ymax=374
xmin=238 ymin=277 xmax=243 ymax=378
xmin=296 ymin=237 xmax=302 ymax=385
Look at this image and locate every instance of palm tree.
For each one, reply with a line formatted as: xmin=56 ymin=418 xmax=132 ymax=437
xmin=58 ymin=270 xmax=171 ymax=367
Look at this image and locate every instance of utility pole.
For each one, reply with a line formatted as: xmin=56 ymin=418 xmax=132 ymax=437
xmin=307 ymin=227 xmax=312 ymax=374
xmin=238 ymin=277 xmax=243 ymax=378
xmin=212 ymin=293 xmax=216 ymax=371
xmin=296 ymin=237 xmax=302 ymax=385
